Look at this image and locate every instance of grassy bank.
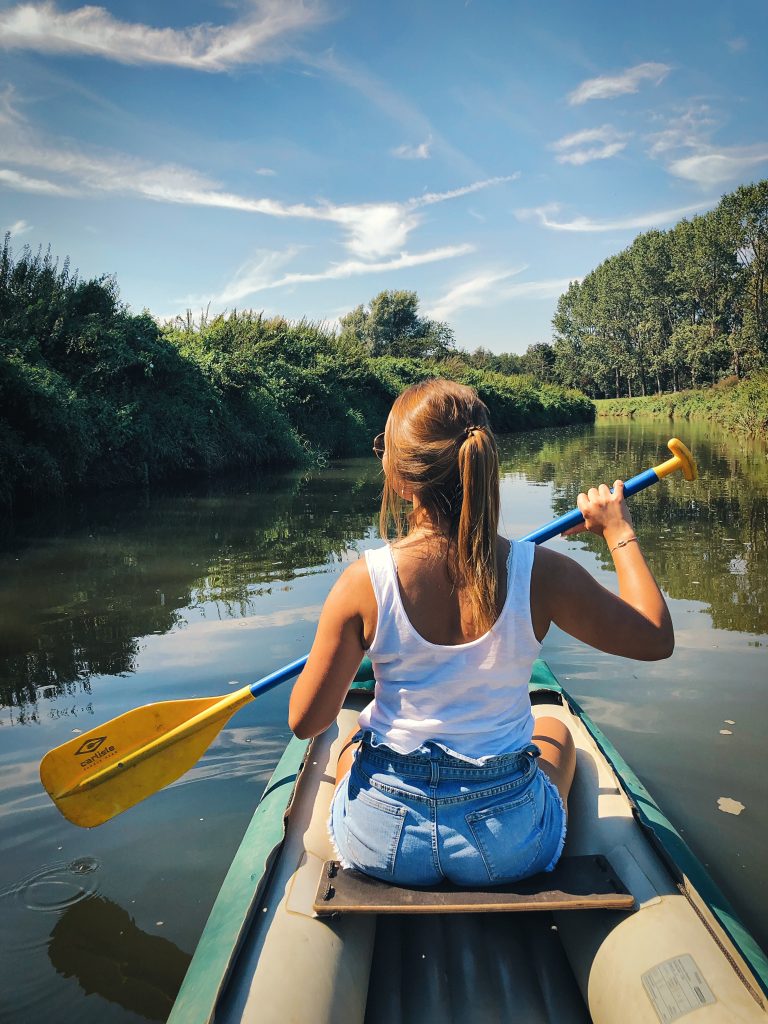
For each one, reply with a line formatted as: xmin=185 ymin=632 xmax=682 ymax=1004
xmin=595 ymin=373 xmax=768 ymax=438
xmin=0 ymin=246 xmax=593 ymax=512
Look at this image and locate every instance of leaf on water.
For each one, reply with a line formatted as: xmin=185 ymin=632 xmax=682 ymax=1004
xmin=717 ymin=797 xmax=745 ymax=816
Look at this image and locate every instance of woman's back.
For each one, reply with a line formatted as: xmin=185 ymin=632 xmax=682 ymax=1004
xmin=358 ymin=538 xmax=539 ymax=759
xmin=384 ymin=534 xmax=512 ymax=646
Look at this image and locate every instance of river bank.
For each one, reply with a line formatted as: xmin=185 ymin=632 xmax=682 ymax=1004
xmin=0 ymin=243 xmax=593 ymax=513
xmin=595 ymin=373 xmax=768 ymax=437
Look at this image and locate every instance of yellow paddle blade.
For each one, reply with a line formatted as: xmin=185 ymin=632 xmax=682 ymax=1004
xmin=40 ymin=688 xmax=253 ymax=828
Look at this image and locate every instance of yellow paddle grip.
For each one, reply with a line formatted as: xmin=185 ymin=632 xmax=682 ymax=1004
xmin=653 ymin=438 xmax=697 ymax=482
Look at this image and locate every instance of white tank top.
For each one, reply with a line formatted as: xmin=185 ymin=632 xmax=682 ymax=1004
xmin=357 ymin=540 xmax=541 ymax=761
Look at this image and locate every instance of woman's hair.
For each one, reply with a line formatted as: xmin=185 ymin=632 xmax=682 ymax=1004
xmin=380 ymin=378 xmax=500 ymax=632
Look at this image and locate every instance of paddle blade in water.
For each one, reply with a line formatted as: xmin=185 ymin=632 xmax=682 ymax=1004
xmin=40 ymin=691 xmax=251 ymax=828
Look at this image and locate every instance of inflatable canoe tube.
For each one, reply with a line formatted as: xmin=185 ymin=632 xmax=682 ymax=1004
xmin=169 ymin=660 xmax=768 ymax=1024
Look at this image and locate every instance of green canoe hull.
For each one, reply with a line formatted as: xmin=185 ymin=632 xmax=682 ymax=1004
xmin=169 ymin=659 xmax=768 ymax=1024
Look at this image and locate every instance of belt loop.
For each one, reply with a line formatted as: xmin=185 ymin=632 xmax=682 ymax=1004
xmin=429 ymin=745 xmax=440 ymax=786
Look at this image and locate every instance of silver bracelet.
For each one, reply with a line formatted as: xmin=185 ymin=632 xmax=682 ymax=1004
xmin=610 ymin=535 xmax=639 ymax=554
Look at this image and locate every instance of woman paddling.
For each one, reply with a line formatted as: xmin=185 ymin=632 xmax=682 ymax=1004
xmin=289 ymin=379 xmax=673 ymax=886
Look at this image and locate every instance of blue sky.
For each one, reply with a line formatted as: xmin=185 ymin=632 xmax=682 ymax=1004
xmin=1 ymin=0 xmax=767 ymax=353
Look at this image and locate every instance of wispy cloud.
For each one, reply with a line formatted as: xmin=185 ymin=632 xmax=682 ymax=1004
xmin=0 ymin=166 xmax=75 ymax=195
xmin=550 ymin=125 xmax=629 ymax=165
xmin=392 ymin=137 xmax=432 ymax=160
xmin=516 ymin=201 xmax=714 ymax=233
xmin=426 ymin=268 xmax=574 ymax=320
xmin=208 ymin=248 xmax=299 ymax=304
xmin=646 ymin=105 xmax=768 ymax=187
xmin=647 ymin=103 xmax=715 ymax=157
xmin=567 ymin=62 xmax=670 ymax=105
xmin=323 ymin=177 xmax=513 ymax=257
xmin=0 ymin=0 xmax=329 ymax=70
xmin=667 ymin=145 xmax=768 ymax=187
xmin=415 ymin=175 xmax=518 ymax=207
xmin=324 ymin=202 xmax=423 ymax=258
xmin=4 ymin=218 xmax=33 ymax=236
xmin=426 ymin=268 xmax=525 ymax=320
xmin=1 ymin=98 xmax=513 ymax=258
xmin=0 ymin=84 xmax=23 ymax=126
xmin=727 ymin=37 xmax=747 ymax=53
xmin=212 ymin=244 xmax=474 ymax=304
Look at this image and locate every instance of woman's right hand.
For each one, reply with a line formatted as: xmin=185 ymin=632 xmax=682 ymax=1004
xmin=562 ymin=479 xmax=635 ymax=547
xmin=537 ymin=477 xmax=673 ymax=661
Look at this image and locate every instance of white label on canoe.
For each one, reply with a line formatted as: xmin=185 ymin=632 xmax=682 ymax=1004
xmin=642 ymin=955 xmax=715 ymax=1023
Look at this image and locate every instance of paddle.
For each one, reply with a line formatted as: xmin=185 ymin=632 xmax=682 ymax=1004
xmin=40 ymin=437 xmax=697 ymax=828
xmin=518 ymin=436 xmax=697 ymax=543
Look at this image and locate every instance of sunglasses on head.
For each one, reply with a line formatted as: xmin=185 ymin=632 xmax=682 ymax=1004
xmin=372 ymin=432 xmax=385 ymax=459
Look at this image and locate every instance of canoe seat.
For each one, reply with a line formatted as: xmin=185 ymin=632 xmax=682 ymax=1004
xmin=313 ymin=854 xmax=634 ymax=916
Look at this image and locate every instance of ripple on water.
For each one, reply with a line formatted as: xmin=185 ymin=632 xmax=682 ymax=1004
xmin=12 ymin=856 xmax=100 ymax=912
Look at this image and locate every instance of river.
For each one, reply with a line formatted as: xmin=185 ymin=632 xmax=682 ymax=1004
xmin=0 ymin=418 xmax=765 ymax=1023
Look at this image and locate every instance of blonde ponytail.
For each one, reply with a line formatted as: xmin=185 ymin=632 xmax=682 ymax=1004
xmin=457 ymin=427 xmax=500 ymax=633
xmin=378 ymin=379 xmax=501 ymax=633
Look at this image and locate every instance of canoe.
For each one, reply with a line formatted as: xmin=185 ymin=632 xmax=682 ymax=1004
xmin=168 ymin=659 xmax=768 ymax=1024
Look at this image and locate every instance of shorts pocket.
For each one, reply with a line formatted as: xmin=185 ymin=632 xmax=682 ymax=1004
xmin=342 ymin=781 xmax=407 ymax=877
xmin=466 ymin=789 xmax=543 ymax=883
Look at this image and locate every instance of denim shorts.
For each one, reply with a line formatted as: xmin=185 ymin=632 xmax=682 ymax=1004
xmin=328 ymin=732 xmax=567 ymax=887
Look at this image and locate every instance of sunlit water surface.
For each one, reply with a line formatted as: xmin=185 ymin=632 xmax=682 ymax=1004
xmin=0 ymin=418 xmax=766 ymax=1023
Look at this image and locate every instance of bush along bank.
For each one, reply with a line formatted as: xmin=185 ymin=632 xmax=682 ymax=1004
xmin=0 ymin=242 xmax=594 ymax=511
xmin=594 ymin=373 xmax=768 ymax=438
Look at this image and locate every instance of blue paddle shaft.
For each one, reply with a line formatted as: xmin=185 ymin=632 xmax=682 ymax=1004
xmin=248 ymin=466 xmax=663 ymax=695
xmin=249 ymin=654 xmax=309 ymax=699
xmin=519 ymin=467 xmax=660 ymax=545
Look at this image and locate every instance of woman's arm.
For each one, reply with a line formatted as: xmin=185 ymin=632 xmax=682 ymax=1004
xmin=531 ymin=480 xmax=674 ymax=660
xmin=288 ymin=559 xmax=373 ymax=739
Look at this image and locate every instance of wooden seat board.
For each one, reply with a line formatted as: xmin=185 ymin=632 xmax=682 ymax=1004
xmin=314 ymin=855 xmax=634 ymax=915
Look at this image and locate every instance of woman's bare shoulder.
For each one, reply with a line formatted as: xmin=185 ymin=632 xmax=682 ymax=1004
xmin=334 ymin=553 xmax=373 ymax=593
xmin=332 ymin=556 xmax=377 ymax=647
xmin=324 ymin=555 xmax=374 ymax=616
xmin=531 ymin=543 xmax=586 ymax=594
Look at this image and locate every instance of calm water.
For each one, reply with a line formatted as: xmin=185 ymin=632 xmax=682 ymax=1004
xmin=0 ymin=419 xmax=766 ymax=1023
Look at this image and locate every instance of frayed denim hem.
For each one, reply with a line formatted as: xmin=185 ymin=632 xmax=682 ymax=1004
xmin=539 ymin=769 xmax=568 ymax=873
xmin=326 ymin=778 xmax=355 ymax=871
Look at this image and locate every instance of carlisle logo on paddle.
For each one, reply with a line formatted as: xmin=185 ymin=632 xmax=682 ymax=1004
xmin=75 ymin=736 xmax=107 ymax=756
xmin=73 ymin=736 xmax=118 ymax=769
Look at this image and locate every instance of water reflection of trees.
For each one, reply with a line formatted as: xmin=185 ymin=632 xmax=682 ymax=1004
xmin=0 ymin=464 xmax=382 ymax=715
xmin=48 ymin=895 xmax=191 ymax=1021
xmin=502 ymin=422 xmax=768 ymax=635
xmin=4 ymin=422 xmax=765 ymax=719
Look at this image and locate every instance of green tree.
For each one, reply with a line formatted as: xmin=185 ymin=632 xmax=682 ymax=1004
xmin=547 ymin=180 xmax=768 ymax=396
xmin=466 ymin=346 xmax=525 ymax=375
xmin=520 ymin=342 xmax=555 ymax=381
xmin=339 ymin=290 xmax=455 ymax=359
xmin=720 ymin=181 xmax=768 ymax=373
xmin=668 ymin=212 xmax=740 ymax=385
xmin=552 ymin=280 xmax=599 ymax=394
